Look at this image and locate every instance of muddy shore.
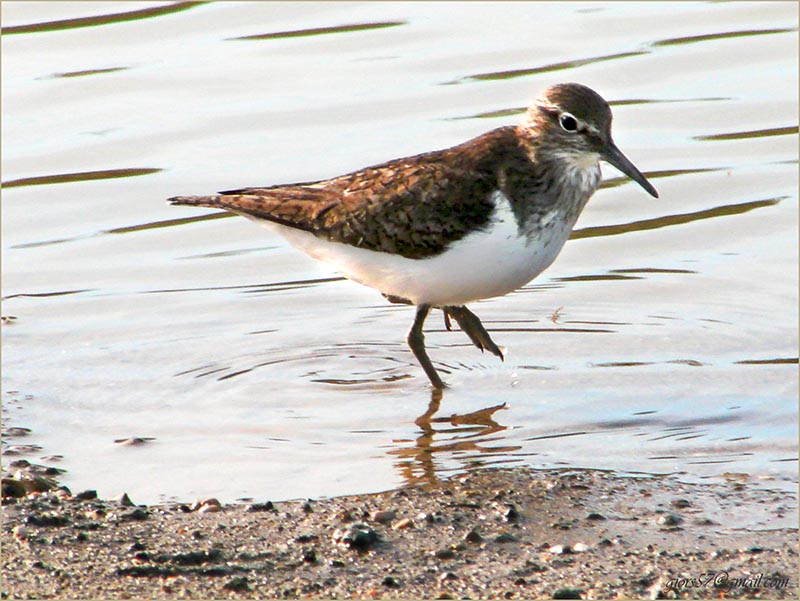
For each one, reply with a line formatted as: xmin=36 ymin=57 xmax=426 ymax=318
xmin=1 ymin=467 xmax=797 ymax=599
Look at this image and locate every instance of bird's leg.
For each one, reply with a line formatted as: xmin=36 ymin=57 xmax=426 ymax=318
xmin=407 ymin=304 xmax=446 ymax=389
xmin=443 ymin=311 xmax=453 ymax=331
xmin=443 ymin=305 xmax=504 ymax=361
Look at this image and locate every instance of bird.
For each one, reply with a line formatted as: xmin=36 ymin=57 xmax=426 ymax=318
xmin=169 ymin=83 xmax=658 ymax=389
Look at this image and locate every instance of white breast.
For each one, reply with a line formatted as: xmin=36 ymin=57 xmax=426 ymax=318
xmin=253 ymin=191 xmax=577 ymax=307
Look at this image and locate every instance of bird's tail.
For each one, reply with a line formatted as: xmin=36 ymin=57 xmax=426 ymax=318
xmin=167 ymin=195 xmax=226 ymax=208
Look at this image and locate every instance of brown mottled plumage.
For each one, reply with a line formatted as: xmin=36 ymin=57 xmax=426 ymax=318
xmin=172 ymin=127 xmax=543 ymax=259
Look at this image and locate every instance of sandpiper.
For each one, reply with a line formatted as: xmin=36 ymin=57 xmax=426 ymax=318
xmin=169 ymin=83 xmax=658 ymax=389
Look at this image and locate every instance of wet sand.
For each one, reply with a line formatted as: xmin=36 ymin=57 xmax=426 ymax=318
xmin=2 ymin=467 xmax=796 ymax=599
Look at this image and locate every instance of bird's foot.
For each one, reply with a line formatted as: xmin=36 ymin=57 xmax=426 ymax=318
xmin=443 ymin=306 xmax=504 ymax=361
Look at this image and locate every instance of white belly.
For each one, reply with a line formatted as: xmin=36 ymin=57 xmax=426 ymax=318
xmin=252 ymin=191 xmax=575 ymax=307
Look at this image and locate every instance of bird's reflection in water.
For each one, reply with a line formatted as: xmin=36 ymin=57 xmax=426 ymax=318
xmin=388 ymin=389 xmax=521 ymax=488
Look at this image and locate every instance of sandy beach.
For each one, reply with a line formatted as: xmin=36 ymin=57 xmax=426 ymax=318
xmin=2 ymin=466 xmax=796 ymax=599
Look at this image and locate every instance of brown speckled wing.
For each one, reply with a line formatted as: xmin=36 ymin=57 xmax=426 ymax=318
xmin=170 ymin=126 xmax=527 ymax=259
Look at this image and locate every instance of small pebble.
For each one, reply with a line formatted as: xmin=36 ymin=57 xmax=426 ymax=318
xmin=572 ymin=542 xmax=591 ymax=553
xmin=393 ymin=518 xmax=414 ymax=530
xmin=12 ymin=525 xmax=29 ymax=542
xmin=12 ymin=474 xmax=56 ymax=494
xmin=302 ymin=500 xmax=313 ymax=513
xmin=2 ymin=478 xmax=26 ymax=498
xmin=586 ymin=512 xmax=606 ymax=521
xmin=75 ymin=490 xmax=97 ymax=501
xmin=5 ymin=444 xmax=43 ymax=455
xmin=26 ymin=513 xmax=71 ymax=527
xmin=119 ymin=508 xmax=149 ymax=522
xmin=551 ymin=519 xmax=572 ymax=530
xmin=332 ymin=524 xmax=378 ymax=551
xmin=247 ymin=501 xmax=275 ymax=513
xmin=504 ymin=504 xmax=521 ymax=522
xmin=494 ymin=532 xmax=518 ymax=543
xmin=223 ymin=577 xmax=250 ymax=592
xmin=112 ymin=493 xmax=135 ymax=507
xmin=671 ymin=498 xmax=691 ymax=509
xmin=371 ymin=510 xmax=396 ymax=524
xmin=464 ymin=528 xmax=483 ymax=544
xmin=657 ymin=513 xmax=682 ymax=527
xmin=191 ymin=498 xmax=221 ymax=512
xmin=337 ymin=509 xmax=354 ymax=522
xmin=418 ymin=511 xmax=444 ymax=524
xmin=55 ymin=486 xmax=72 ymax=499
xmin=382 ymin=576 xmax=400 ymax=588
xmin=552 ymin=586 xmax=584 ymax=599
xmin=3 ymin=427 xmax=31 ymax=438
xmin=526 ymin=561 xmax=548 ymax=573
xmin=434 ymin=548 xmax=456 ymax=560
xmin=113 ymin=437 xmax=155 ymax=446
xmin=302 ymin=549 xmax=317 ymax=563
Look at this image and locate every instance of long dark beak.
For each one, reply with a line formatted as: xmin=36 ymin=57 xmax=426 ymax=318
xmin=602 ymin=142 xmax=658 ymax=198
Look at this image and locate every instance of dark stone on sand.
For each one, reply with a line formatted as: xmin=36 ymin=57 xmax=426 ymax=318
xmin=26 ymin=513 xmax=70 ymax=527
xmin=332 ymin=524 xmax=378 ymax=551
xmin=553 ymin=586 xmax=584 ymax=599
xmin=117 ymin=565 xmax=178 ymax=577
xmin=504 ymin=504 xmax=521 ymax=522
xmin=119 ymin=508 xmax=149 ymax=522
xmin=154 ymin=548 xmax=223 ymax=566
xmin=382 ymin=575 xmax=400 ymax=588
xmin=247 ymin=501 xmax=275 ymax=512
xmin=464 ymin=528 xmax=483 ymax=544
xmin=657 ymin=513 xmax=683 ymax=527
xmin=75 ymin=489 xmax=97 ymax=500
xmin=302 ymin=549 xmax=317 ymax=563
xmin=586 ymin=512 xmax=606 ymax=521
xmin=2 ymin=478 xmax=26 ymax=498
xmin=223 ymin=576 xmax=251 ymax=592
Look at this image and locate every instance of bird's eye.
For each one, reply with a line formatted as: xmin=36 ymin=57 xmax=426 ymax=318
xmin=559 ymin=113 xmax=579 ymax=132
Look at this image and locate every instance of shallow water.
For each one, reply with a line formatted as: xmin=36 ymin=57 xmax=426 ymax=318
xmin=2 ymin=1 xmax=798 ymax=504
